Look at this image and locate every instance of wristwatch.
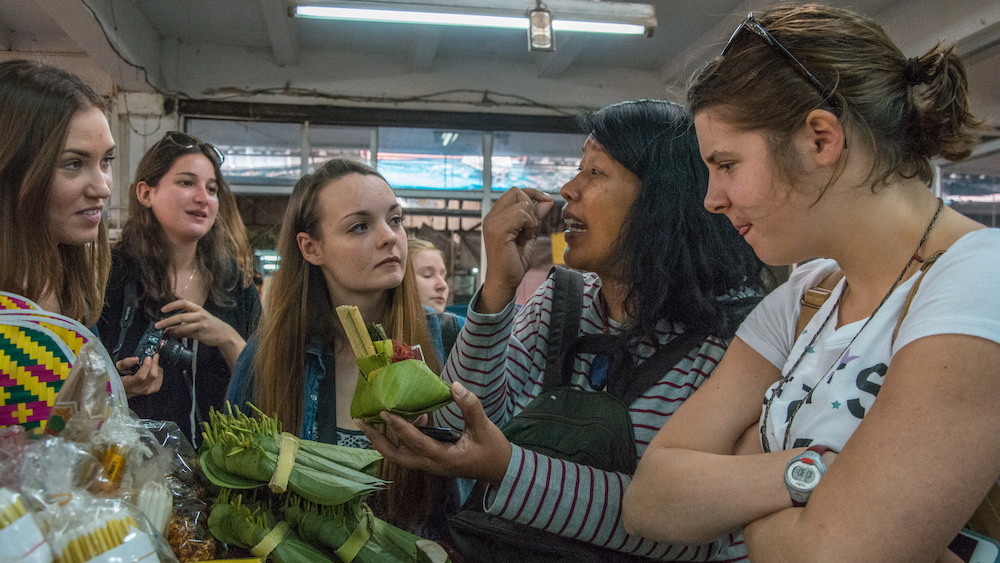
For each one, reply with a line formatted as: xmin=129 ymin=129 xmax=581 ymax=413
xmin=784 ymin=445 xmax=831 ymax=507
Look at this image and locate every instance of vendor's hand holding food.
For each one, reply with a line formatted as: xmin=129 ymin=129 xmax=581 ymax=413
xmin=358 ymin=380 xmax=512 ymax=488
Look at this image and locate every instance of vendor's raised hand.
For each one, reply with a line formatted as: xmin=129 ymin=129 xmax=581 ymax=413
xmin=158 ymin=299 xmax=245 ymax=369
xmin=479 ymin=187 xmax=553 ymax=314
xmin=357 ymin=381 xmax=512 ymax=486
xmin=116 ymin=354 xmax=163 ymax=398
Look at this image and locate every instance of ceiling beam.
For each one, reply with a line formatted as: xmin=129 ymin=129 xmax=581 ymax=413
xmin=954 ymin=19 xmax=1000 ymax=64
xmin=0 ymin=17 xmax=12 ymax=50
xmin=536 ymin=33 xmax=590 ymax=79
xmin=411 ymin=27 xmax=442 ymax=71
xmin=258 ymin=0 xmax=299 ymax=66
xmin=879 ymin=0 xmax=1000 ymax=58
xmin=28 ymin=0 xmax=163 ymax=92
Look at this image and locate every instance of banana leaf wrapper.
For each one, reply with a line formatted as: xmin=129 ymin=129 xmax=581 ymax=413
xmin=354 ymin=339 xmax=393 ymax=376
xmin=349 ymin=355 xmax=453 ymax=423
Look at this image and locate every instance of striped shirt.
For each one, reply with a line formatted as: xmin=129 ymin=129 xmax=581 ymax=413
xmin=437 ymin=272 xmax=747 ymax=561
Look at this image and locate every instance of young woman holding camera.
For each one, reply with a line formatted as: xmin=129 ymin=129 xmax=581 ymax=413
xmin=98 ymin=131 xmax=261 ymax=446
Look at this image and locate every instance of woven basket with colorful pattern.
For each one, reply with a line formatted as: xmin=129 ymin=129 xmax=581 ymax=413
xmin=0 ymin=292 xmax=122 ymax=436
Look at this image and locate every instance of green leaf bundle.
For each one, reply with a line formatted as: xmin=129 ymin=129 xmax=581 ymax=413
xmin=209 ymin=489 xmax=333 ymax=563
xmin=284 ymin=493 xmax=425 ymax=563
xmin=199 ymin=403 xmax=386 ymax=505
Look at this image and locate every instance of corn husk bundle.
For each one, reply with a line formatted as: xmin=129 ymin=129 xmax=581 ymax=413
xmin=199 ymin=403 xmax=385 ymax=506
xmin=208 ymin=489 xmax=333 ymax=563
xmin=200 ymin=404 xmax=447 ymax=563
xmin=336 ymin=306 xmax=453 ymax=423
xmin=284 ymin=493 xmax=426 ymax=563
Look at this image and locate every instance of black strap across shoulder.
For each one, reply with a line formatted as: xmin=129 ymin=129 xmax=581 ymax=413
xmin=542 ymin=266 xmax=584 ymax=392
xmin=112 ymin=278 xmax=138 ymax=360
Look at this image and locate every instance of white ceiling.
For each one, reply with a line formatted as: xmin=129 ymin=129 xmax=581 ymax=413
xmin=1 ymin=0 xmax=998 ymax=173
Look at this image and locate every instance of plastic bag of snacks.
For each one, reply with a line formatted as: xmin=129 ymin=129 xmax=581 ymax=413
xmin=140 ymin=420 xmax=218 ymax=562
xmin=9 ymin=424 xmax=177 ymax=563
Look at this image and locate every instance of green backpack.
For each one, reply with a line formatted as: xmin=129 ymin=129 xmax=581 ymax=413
xmin=445 ymin=267 xmax=713 ymax=563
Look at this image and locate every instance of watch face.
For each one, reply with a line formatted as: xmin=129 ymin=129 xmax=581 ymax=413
xmin=786 ymin=460 xmax=820 ymax=491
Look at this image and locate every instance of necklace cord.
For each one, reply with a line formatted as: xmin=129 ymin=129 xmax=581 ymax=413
xmin=761 ymin=198 xmax=944 ymax=451
xmin=176 ymin=267 xmax=197 ymax=298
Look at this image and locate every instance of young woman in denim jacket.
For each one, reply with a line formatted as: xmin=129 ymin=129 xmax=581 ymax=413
xmin=228 ymin=158 xmax=462 ymax=536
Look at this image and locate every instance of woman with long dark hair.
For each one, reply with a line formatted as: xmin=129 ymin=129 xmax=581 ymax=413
xmin=98 ymin=131 xmax=260 ymax=445
xmin=362 ymin=100 xmax=769 ymax=561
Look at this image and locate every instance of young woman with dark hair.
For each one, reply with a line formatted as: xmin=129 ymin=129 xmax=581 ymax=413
xmin=0 ymin=60 xmax=114 ymax=325
xmin=625 ymin=6 xmax=997 ymax=562
xmin=98 ymin=131 xmax=260 ymax=445
xmin=361 ymin=99 xmax=769 ymax=561
xmin=227 ymin=158 xmax=463 ymax=536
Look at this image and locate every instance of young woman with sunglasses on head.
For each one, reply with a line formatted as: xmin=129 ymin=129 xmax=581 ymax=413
xmin=625 ymin=6 xmax=997 ymax=563
xmin=0 ymin=60 xmax=114 ymax=324
xmin=98 ymin=131 xmax=261 ymax=446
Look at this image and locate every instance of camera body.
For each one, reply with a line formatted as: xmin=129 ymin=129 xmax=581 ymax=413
xmin=133 ymin=317 xmax=194 ymax=370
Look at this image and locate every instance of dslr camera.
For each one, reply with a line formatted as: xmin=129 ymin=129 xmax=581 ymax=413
xmin=133 ymin=314 xmax=194 ymax=370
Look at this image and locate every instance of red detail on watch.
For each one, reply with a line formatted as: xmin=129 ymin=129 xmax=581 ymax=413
xmin=807 ymin=445 xmax=831 ymax=458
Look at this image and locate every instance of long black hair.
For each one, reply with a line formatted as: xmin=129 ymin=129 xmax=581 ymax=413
xmin=581 ymin=100 xmax=769 ymax=345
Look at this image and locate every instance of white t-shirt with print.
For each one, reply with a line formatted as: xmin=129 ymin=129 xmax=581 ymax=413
xmin=738 ymin=228 xmax=1000 ymax=452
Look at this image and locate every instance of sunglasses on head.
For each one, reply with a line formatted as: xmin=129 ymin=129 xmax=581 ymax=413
xmin=154 ymin=131 xmax=225 ymax=164
xmin=723 ymin=13 xmax=840 ymax=113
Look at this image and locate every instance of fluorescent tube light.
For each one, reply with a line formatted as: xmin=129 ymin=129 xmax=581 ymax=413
xmin=553 ymin=20 xmax=643 ymax=34
xmin=294 ymin=6 xmax=647 ymax=35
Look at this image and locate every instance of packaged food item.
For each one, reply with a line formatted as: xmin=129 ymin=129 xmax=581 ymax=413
xmin=0 ymin=487 xmax=52 ymax=563
xmin=140 ymin=419 xmax=217 ymax=562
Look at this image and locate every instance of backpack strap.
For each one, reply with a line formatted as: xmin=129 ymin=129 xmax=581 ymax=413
xmin=609 ymin=330 xmax=707 ymax=406
xmin=796 ymin=250 xmax=947 ymax=345
xmin=795 ymin=269 xmax=844 ymax=337
xmin=112 ymin=278 xmax=139 ymax=360
xmin=543 ymin=266 xmax=584 ymax=392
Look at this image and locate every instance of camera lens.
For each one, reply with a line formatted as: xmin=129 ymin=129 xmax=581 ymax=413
xmin=158 ymin=338 xmax=194 ymax=369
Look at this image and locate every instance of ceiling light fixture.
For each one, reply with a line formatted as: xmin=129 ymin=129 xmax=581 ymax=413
xmin=528 ymin=1 xmax=554 ymax=51
xmin=290 ymin=1 xmax=656 ymax=37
